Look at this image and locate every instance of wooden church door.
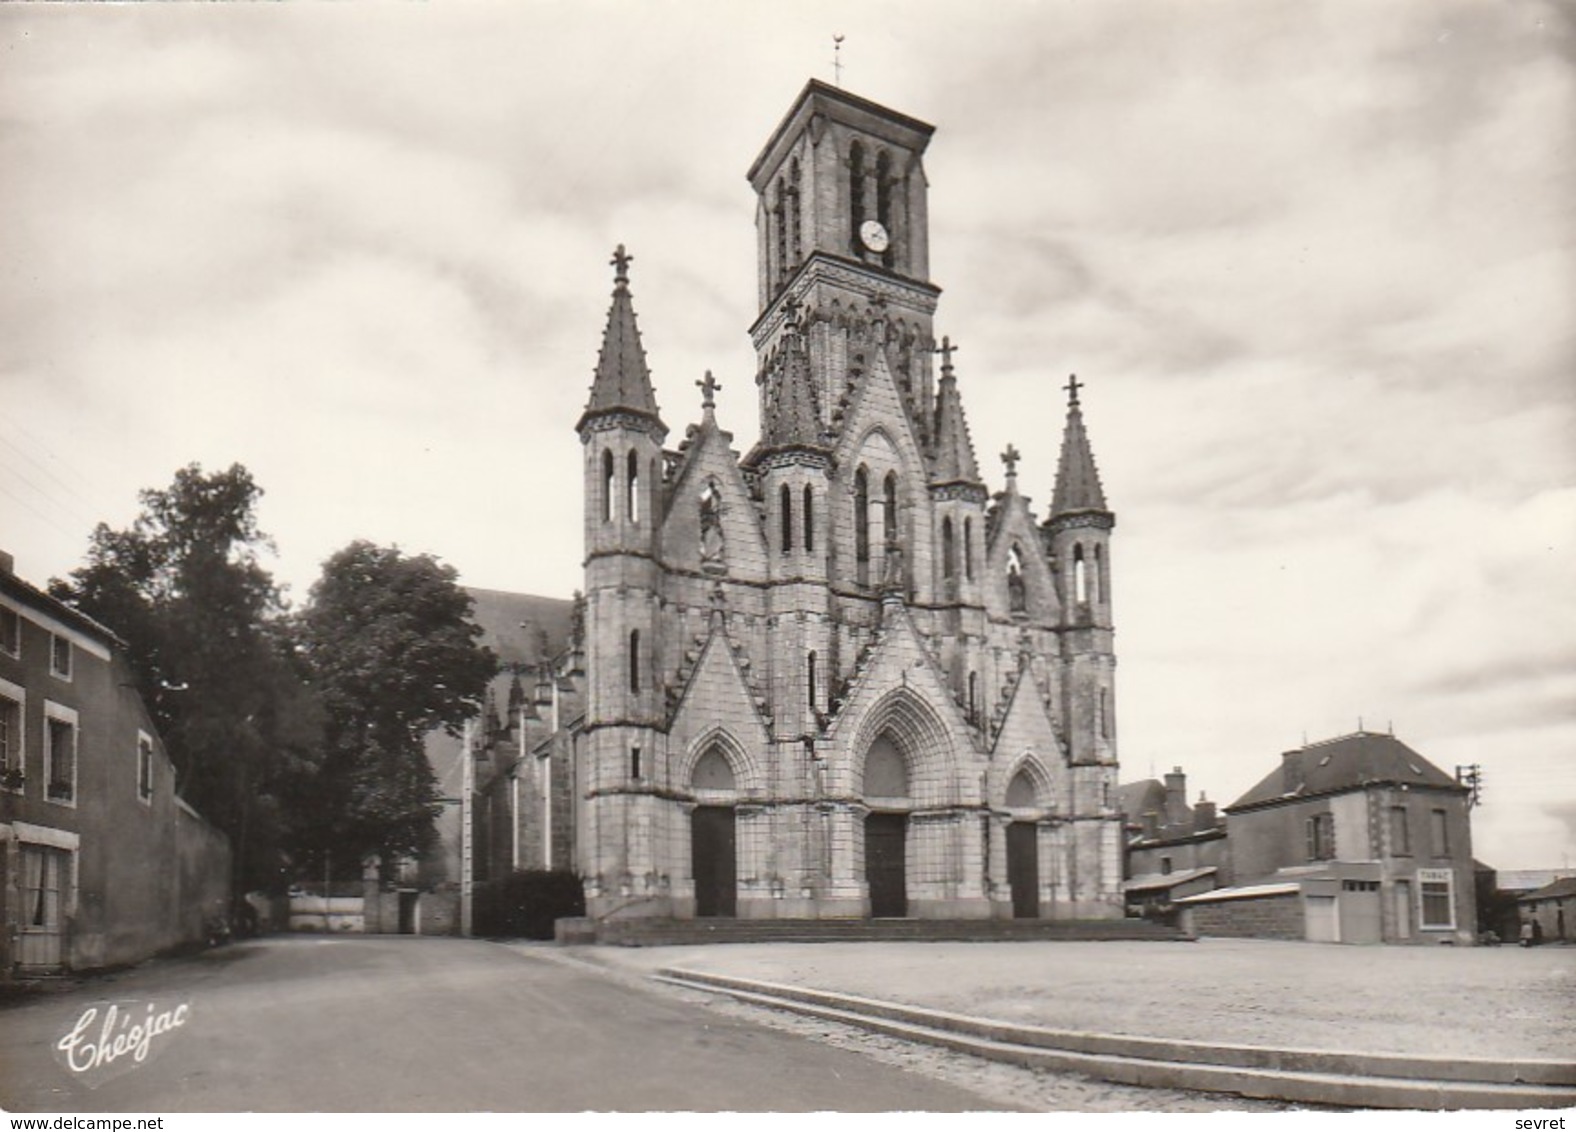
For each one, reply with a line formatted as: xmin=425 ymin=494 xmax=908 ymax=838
xmin=865 ymin=813 xmax=908 ymax=918
xmin=692 ymin=806 xmax=737 ymax=917
xmin=1008 ymin=821 xmax=1040 ymax=919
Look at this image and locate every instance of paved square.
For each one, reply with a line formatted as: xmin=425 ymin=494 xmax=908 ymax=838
xmin=581 ymin=937 xmax=1576 ymax=1060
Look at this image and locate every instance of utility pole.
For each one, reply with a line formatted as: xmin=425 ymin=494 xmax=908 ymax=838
xmin=460 ymin=720 xmax=474 ymax=936
xmin=1455 ymin=764 xmax=1483 ymax=809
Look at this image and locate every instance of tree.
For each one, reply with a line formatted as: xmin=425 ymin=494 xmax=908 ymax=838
xmin=296 ymin=541 xmax=497 ymax=877
xmin=50 ymin=463 xmax=322 ymax=892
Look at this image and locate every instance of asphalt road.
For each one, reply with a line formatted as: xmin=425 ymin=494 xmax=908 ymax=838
xmin=0 ymin=935 xmax=1007 ymax=1112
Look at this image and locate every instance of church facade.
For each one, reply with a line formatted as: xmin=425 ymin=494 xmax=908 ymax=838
xmin=569 ymin=80 xmax=1125 ymax=922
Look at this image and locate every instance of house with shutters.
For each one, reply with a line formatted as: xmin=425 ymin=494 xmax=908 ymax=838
xmin=1177 ymin=731 xmax=1477 ymax=944
xmin=0 ymin=551 xmax=231 ymax=974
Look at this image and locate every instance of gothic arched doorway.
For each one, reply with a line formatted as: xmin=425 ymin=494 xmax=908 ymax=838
xmin=1006 ymin=767 xmax=1042 ymax=919
xmin=690 ymin=745 xmax=738 ymax=918
xmin=863 ymin=734 xmax=910 ymax=918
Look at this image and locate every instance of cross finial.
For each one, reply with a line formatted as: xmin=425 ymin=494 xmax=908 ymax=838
xmin=1001 ymin=443 xmax=1021 ymax=479
xmin=611 ymin=244 xmax=633 ymax=289
xmin=1063 ymin=373 xmax=1083 ymax=407
xmin=697 ymin=370 xmax=721 ymax=410
xmin=934 ymin=335 xmax=959 ymax=375
xmin=833 ymin=35 xmax=845 ymax=88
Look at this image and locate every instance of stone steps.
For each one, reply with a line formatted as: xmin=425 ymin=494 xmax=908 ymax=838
xmin=655 ymin=968 xmax=1576 ymax=1109
xmin=585 ymin=916 xmax=1186 ymax=947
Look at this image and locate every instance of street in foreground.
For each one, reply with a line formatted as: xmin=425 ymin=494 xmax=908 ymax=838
xmin=0 ymin=935 xmax=1007 ymax=1112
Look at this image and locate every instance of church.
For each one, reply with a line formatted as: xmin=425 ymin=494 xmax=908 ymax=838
xmin=466 ymin=79 xmax=1125 ymax=924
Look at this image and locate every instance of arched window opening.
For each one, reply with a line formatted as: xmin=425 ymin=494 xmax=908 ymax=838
xmin=968 ymin=671 xmax=978 ymax=725
xmin=629 ymin=629 xmax=641 ymax=694
xmin=601 ymin=449 xmax=615 ymax=522
xmin=802 ymin=485 xmax=815 ymax=553
xmin=773 ymin=178 xmax=788 ymax=287
xmin=882 ymin=472 xmax=898 ymax=549
xmin=626 ymin=449 xmax=640 ymax=524
xmin=1074 ymin=544 xmax=1088 ymax=604
xmin=780 ymin=483 xmax=793 ymax=553
xmin=1007 ymin=544 xmax=1027 ymax=614
xmin=1099 ymin=688 xmax=1110 ymax=739
xmin=941 ymin=517 xmax=956 ymax=582
xmin=849 ymin=142 xmax=866 ymax=249
xmin=854 ymin=466 xmax=871 ymax=582
xmin=807 ymin=650 xmax=818 ymax=714
xmin=1094 ymin=544 xmax=1106 ymax=606
xmin=788 ymin=159 xmax=802 ymax=267
xmin=630 ymin=745 xmax=642 ymax=781
xmin=964 ymin=518 xmax=975 ymax=582
xmin=875 ymin=150 xmax=893 ymax=268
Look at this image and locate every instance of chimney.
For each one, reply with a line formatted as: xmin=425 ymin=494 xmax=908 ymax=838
xmin=1282 ymin=750 xmax=1305 ymax=794
xmin=0 ymin=550 xmax=13 ymax=575
xmin=1140 ymin=812 xmax=1160 ymax=841
xmin=1194 ymin=793 xmax=1218 ymax=833
xmin=1164 ymin=766 xmax=1188 ymax=829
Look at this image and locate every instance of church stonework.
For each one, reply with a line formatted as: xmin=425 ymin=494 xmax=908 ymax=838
xmin=574 ymin=80 xmax=1123 ymax=922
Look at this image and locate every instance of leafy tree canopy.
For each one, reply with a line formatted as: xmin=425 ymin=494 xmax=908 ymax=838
xmin=50 ymin=464 xmax=322 ymax=893
xmin=296 ymin=541 xmax=498 ymax=874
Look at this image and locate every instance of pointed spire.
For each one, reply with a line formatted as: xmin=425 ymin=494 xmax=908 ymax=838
xmin=1050 ymin=374 xmax=1111 ymax=518
xmin=760 ymin=298 xmax=824 ymax=452
xmin=929 ymin=336 xmax=981 ymax=486
xmin=578 ymin=244 xmax=663 ymax=431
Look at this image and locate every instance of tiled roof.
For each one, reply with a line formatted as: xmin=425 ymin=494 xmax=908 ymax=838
xmin=1175 ymin=881 xmax=1301 ymax=904
xmin=465 ymin=587 xmax=574 ymax=670
xmin=1495 ymin=869 xmax=1576 ymax=894
xmin=1520 ymin=876 xmax=1576 ymax=903
xmin=1116 ymin=779 xmax=1166 ymax=822
xmin=1227 ymin=731 xmax=1464 ymax=812
xmin=1 ymin=569 xmax=124 ymax=647
xmin=1123 ymin=866 xmax=1217 ymax=895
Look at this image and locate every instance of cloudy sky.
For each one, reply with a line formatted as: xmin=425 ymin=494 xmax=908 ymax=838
xmin=2 ymin=1 xmax=1571 ymax=871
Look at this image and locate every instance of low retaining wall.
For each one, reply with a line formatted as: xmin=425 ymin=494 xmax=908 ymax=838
xmin=287 ymin=895 xmax=365 ymax=933
xmin=1182 ymin=892 xmax=1304 ymax=940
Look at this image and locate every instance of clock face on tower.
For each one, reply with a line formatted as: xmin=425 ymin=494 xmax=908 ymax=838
xmin=859 ymin=219 xmax=890 ymax=254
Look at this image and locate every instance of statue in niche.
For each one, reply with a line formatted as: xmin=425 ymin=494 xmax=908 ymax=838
xmin=881 ymin=538 xmax=906 ymax=595
xmin=699 ymin=480 xmax=726 ymax=571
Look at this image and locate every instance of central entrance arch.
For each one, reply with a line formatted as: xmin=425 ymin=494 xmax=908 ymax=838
xmin=690 ymin=744 xmax=739 ymax=918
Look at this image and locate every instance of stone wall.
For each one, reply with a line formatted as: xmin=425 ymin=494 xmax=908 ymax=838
xmin=1183 ymin=892 xmax=1304 ymax=940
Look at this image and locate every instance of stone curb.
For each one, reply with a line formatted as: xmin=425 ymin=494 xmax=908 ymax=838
xmin=656 ymin=967 xmax=1576 ymax=1110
